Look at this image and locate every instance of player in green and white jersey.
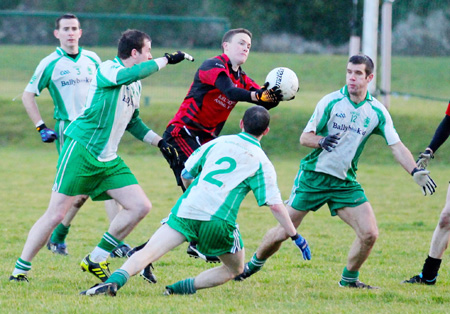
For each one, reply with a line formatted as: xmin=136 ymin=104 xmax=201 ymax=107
xmin=235 ymin=54 xmax=437 ymax=289
xmin=80 ymin=106 xmax=311 ymax=297
xmin=10 ymin=29 xmax=192 ymax=283
xmin=20 ymin=14 xmax=130 ymax=258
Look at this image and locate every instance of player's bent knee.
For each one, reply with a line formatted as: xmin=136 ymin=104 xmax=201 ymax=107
xmin=438 ymin=211 xmax=450 ymax=229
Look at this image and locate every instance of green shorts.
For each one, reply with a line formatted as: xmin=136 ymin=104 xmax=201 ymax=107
xmin=166 ymin=214 xmax=243 ymax=256
xmin=53 ymin=138 xmax=138 ymax=201
xmin=286 ymin=170 xmax=368 ymax=216
xmin=55 ymin=120 xmax=71 ymax=155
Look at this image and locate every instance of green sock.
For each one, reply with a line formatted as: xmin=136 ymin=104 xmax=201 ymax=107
xmin=340 ymin=266 xmax=359 ymax=285
xmin=166 ymin=278 xmax=196 ymax=295
xmin=106 ymin=269 xmax=129 ymax=289
xmin=248 ymin=253 xmax=266 ymax=273
xmin=98 ymin=232 xmax=122 ymax=252
xmin=50 ymin=223 xmax=70 ymax=244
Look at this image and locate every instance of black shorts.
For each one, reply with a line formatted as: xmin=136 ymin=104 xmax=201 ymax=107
xmin=163 ymin=125 xmax=214 ymax=189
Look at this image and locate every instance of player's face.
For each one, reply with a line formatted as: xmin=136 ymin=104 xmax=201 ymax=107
xmin=54 ymin=18 xmax=82 ymax=53
xmin=134 ymin=39 xmax=152 ymax=64
xmin=346 ymin=62 xmax=373 ymax=102
xmin=224 ymin=33 xmax=251 ymax=67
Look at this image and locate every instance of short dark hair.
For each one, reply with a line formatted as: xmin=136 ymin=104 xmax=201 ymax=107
xmin=118 ymin=29 xmax=151 ymax=59
xmin=242 ymin=106 xmax=270 ymax=136
xmin=221 ymin=28 xmax=252 ymax=51
xmin=55 ymin=13 xmax=80 ymax=30
xmin=348 ymin=54 xmax=374 ymax=76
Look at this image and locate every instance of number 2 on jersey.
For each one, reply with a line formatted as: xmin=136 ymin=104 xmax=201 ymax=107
xmin=203 ymin=157 xmax=237 ymax=187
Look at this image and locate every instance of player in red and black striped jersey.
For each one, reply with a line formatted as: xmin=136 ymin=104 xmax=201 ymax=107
xmin=404 ymin=100 xmax=450 ymax=286
xmin=163 ymin=28 xmax=282 ymax=190
xmin=131 ymin=29 xmax=281 ymax=271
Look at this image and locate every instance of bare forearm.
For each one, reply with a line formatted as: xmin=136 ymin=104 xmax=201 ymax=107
xmin=22 ymin=91 xmax=42 ymax=126
xmin=270 ymin=203 xmax=297 ymax=237
xmin=390 ymin=141 xmax=416 ymax=174
xmin=300 ymin=131 xmax=322 ymax=148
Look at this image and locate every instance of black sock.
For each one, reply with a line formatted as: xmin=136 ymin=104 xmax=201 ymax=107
xmin=421 ymin=255 xmax=441 ymax=280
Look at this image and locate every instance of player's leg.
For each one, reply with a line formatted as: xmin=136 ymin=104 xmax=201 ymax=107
xmin=81 ymin=224 xmax=186 ymax=296
xmin=164 ymin=126 xmax=220 ymax=262
xmin=234 ymin=206 xmax=308 ymax=281
xmin=104 ymin=200 xmax=132 ymax=258
xmin=165 ymin=250 xmax=246 ymax=295
xmin=81 ymin=184 xmax=151 ymax=281
xmin=403 ymin=183 xmax=450 ymax=285
xmin=48 ymin=123 xmax=88 ymax=255
xmin=47 ymin=195 xmax=88 ymax=255
xmin=10 ymin=192 xmax=76 ymax=281
xmin=336 ymin=202 xmax=379 ymax=288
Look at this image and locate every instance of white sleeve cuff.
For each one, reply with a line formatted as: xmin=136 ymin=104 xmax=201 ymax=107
xmin=154 ymin=57 xmax=168 ymax=70
xmin=143 ymin=130 xmax=158 ymax=145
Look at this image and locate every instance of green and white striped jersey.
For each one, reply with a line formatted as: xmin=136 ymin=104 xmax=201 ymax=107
xmin=25 ymin=47 xmax=101 ymax=121
xmin=171 ymin=132 xmax=283 ymax=223
xmin=65 ymin=57 xmax=160 ymax=161
xmin=301 ymin=86 xmax=400 ymax=181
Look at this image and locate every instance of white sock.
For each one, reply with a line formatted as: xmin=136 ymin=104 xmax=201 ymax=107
xmin=12 ymin=268 xmax=28 ymax=276
xmin=89 ymin=247 xmax=110 ymax=262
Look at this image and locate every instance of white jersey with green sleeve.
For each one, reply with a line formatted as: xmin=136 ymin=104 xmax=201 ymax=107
xmin=171 ymin=132 xmax=283 ymax=224
xmin=24 ymin=47 xmax=101 ymax=121
xmin=64 ymin=57 xmax=160 ymax=161
xmin=301 ymin=85 xmax=401 ymax=181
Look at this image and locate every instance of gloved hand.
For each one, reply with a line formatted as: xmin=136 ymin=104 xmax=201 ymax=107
xmin=411 ymin=167 xmax=437 ymax=196
xmin=318 ymin=134 xmax=340 ymax=152
xmin=416 ymin=149 xmax=434 ymax=169
xmin=36 ymin=123 xmax=57 ymax=143
xmin=255 ymin=82 xmax=283 ymax=103
xmin=292 ymin=233 xmax=311 ymax=260
xmin=158 ymin=139 xmax=181 ymax=168
xmin=164 ymin=51 xmax=194 ymax=64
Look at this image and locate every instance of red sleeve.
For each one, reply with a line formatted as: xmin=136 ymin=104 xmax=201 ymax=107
xmin=445 ymin=101 xmax=450 ymax=116
xmin=198 ymin=58 xmax=227 ymax=86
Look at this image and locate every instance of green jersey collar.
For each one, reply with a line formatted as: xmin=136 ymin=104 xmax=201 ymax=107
xmin=114 ymin=56 xmax=125 ymax=67
xmin=237 ymin=132 xmax=261 ymax=147
xmin=56 ymin=47 xmax=83 ymax=62
xmin=340 ymin=85 xmax=373 ymax=108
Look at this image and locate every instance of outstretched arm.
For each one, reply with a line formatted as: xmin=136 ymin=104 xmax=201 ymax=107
xmin=389 ymin=141 xmax=416 ymax=174
xmin=390 ymin=141 xmax=437 ymax=195
xmin=269 ymin=203 xmax=297 ymax=237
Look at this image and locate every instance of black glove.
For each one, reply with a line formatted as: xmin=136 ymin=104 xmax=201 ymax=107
xmin=164 ymin=51 xmax=194 ymax=64
xmin=255 ymin=82 xmax=283 ymax=103
xmin=158 ymin=139 xmax=181 ymax=168
xmin=318 ymin=134 xmax=340 ymax=152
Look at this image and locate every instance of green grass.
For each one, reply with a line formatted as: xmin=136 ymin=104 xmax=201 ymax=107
xmin=2 ymin=148 xmax=450 ymax=313
xmin=1 ymin=45 xmax=450 ymax=313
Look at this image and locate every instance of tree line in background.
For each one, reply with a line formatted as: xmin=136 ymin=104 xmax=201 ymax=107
xmin=1 ymin=0 xmax=449 ymax=55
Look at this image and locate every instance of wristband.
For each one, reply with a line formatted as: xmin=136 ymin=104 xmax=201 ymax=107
xmin=290 ymin=233 xmax=299 ymax=241
xmin=36 ymin=123 xmax=47 ymax=132
xmin=411 ymin=167 xmax=420 ymax=176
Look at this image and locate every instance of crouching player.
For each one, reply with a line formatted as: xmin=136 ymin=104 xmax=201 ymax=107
xmin=81 ymin=106 xmax=311 ymax=296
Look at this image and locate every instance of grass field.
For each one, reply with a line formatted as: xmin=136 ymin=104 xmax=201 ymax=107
xmin=1 ymin=45 xmax=450 ymax=313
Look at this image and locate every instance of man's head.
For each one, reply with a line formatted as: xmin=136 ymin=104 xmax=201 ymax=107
xmin=54 ymin=13 xmax=82 ymax=53
xmin=241 ymin=106 xmax=270 ymax=137
xmin=118 ymin=29 xmax=152 ymax=65
xmin=346 ymin=54 xmax=375 ymax=101
xmin=222 ymin=28 xmax=252 ymax=67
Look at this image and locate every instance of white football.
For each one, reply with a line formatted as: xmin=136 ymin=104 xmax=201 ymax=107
xmin=265 ymin=67 xmax=299 ymax=101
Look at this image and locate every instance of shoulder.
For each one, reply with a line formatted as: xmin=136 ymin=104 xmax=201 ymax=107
xmin=81 ymin=49 xmax=101 ymax=63
xmin=200 ymin=55 xmax=226 ymax=70
xmin=38 ymin=51 xmax=62 ymax=66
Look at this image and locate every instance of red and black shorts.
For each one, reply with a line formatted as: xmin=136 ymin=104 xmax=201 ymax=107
xmin=163 ymin=125 xmax=214 ymax=190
